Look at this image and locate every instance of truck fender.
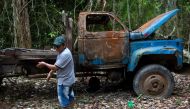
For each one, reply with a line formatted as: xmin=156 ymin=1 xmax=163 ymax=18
xmin=127 ymin=46 xmax=182 ymax=72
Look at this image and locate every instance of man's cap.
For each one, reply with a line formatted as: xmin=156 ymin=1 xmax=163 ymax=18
xmin=53 ymin=35 xmax=65 ymax=46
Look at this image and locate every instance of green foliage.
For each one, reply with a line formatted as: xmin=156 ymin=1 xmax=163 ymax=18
xmin=0 ymin=0 xmax=14 ymax=48
xmin=127 ymin=100 xmax=135 ymax=109
xmin=175 ymin=98 xmax=182 ymax=105
xmin=0 ymin=0 xmax=190 ymax=48
xmin=48 ymin=31 xmax=59 ymax=38
xmin=28 ymin=0 xmax=63 ymax=48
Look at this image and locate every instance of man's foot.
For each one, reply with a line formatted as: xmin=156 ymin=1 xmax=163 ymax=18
xmin=62 ymin=100 xmax=75 ymax=109
xmin=69 ymin=100 xmax=75 ymax=108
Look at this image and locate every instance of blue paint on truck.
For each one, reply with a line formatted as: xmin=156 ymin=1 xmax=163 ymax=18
xmin=128 ymin=38 xmax=183 ymax=71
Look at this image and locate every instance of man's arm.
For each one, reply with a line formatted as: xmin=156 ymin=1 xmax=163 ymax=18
xmin=46 ymin=70 xmax=54 ymax=82
xmin=36 ymin=61 xmax=58 ymax=71
xmin=36 ymin=61 xmax=58 ymax=82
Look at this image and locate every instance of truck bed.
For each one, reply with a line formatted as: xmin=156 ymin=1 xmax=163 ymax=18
xmin=0 ymin=48 xmax=57 ymax=62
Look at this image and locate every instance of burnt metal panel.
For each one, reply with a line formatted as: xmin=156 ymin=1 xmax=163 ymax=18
xmin=77 ymin=12 xmax=129 ymax=66
xmin=78 ymin=32 xmax=128 ymax=65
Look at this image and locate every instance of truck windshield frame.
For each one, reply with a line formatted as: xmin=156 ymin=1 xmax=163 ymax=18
xmin=86 ymin=13 xmax=126 ymax=32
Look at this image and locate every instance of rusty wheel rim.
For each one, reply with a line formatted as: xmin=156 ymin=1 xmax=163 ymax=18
xmin=142 ymin=73 xmax=168 ymax=96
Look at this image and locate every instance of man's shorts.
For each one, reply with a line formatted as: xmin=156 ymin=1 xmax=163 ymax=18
xmin=57 ymin=85 xmax=74 ymax=108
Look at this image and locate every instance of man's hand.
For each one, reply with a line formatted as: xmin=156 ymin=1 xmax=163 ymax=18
xmin=36 ymin=61 xmax=46 ymax=68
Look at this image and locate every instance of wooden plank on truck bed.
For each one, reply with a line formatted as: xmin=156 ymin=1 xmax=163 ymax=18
xmin=0 ymin=48 xmax=57 ymax=60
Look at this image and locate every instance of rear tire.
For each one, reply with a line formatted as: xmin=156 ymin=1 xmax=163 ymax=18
xmin=87 ymin=77 xmax=100 ymax=93
xmin=133 ymin=64 xmax=174 ymax=98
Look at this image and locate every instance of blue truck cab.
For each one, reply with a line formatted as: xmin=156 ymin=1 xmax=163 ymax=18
xmin=76 ymin=9 xmax=183 ymax=98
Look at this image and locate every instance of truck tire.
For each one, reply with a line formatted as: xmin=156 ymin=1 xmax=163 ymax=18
xmin=87 ymin=77 xmax=100 ymax=93
xmin=133 ymin=64 xmax=174 ymax=98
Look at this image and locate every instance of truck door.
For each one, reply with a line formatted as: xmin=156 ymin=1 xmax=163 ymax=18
xmin=82 ymin=13 xmax=128 ymax=65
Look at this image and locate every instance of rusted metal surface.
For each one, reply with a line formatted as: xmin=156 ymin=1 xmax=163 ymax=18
xmin=78 ymin=12 xmax=128 ymax=38
xmin=83 ymin=33 xmax=126 ymax=62
xmin=77 ymin=12 xmax=129 ymax=65
xmin=141 ymin=73 xmax=168 ymax=96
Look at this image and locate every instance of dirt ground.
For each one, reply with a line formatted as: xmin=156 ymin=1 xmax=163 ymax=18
xmin=0 ymin=72 xmax=190 ymax=109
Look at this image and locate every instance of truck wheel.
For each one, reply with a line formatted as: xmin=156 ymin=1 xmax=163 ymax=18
xmin=87 ymin=77 xmax=100 ymax=93
xmin=133 ymin=64 xmax=174 ymax=98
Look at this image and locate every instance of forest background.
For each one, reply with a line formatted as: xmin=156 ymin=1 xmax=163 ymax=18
xmin=0 ymin=0 xmax=190 ymax=49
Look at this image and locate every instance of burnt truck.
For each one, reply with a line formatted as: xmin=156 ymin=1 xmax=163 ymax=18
xmin=0 ymin=9 xmax=187 ymax=98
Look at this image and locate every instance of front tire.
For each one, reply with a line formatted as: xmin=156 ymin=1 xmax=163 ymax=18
xmin=133 ymin=64 xmax=174 ymax=98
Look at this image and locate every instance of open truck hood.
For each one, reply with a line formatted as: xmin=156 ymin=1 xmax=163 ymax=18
xmin=130 ymin=9 xmax=179 ymax=40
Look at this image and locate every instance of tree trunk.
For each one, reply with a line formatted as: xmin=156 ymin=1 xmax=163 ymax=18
xmin=127 ymin=0 xmax=131 ymax=30
xmin=173 ymin=0 xmax=179 ymax=36
xmin=0 ymin=0 xmax=4 ymax=14
xmin=12 ymin=0 xmax=31 ymax=48
xmin=62 ymin=11 xmax=73 ymax=51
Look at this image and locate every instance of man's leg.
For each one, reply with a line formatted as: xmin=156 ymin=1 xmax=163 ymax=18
xmin=57 ymin=85 xmax=70 ymax=108
xmin=69 ymin=86 xmax=74 ymax=102
xmin=57 ymin=85 xmax=75 ymax=108
xmin=68 ymin=87 xmax=75 ymax=108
